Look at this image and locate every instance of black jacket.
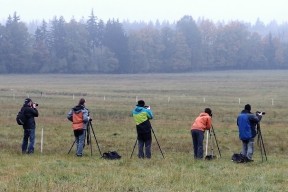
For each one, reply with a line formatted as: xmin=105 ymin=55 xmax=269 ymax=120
xmin=22 ymin=104 xmax=38 ymax=129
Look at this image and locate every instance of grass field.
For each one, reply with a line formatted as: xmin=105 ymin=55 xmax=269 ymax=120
xmin=0 ymin=70 xmax=288 ymax=191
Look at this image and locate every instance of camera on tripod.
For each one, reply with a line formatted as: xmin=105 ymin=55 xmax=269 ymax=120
xmin=256 ymin=111 xmax=266 ymax=116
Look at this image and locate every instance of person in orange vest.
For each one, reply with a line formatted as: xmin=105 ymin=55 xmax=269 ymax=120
xmin=67 ymin=98 xmax=90 ymax=157
xmin=191 ymin=108 xmax=212 ymax=159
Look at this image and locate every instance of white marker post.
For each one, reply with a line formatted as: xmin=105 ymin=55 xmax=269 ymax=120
xmin=238 ymin=98 xmax=241 ymax=105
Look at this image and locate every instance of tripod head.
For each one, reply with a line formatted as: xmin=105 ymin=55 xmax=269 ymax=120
xmin=256 ymin=111 xmax=266 ymax=116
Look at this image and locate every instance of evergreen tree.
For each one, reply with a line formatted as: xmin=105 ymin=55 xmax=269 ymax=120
xmin=103 ymin=19 xmax=130 ymax=73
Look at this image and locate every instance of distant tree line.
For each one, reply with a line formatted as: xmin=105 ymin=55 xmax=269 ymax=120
xmin=1 ymin=11 xmax=288 ymax=74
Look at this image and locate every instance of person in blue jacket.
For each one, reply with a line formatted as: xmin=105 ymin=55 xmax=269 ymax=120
xmin=237 ymin=104 xmax=262 ymax=162
xmin=132 ymin=100 xmax=154 ymax=159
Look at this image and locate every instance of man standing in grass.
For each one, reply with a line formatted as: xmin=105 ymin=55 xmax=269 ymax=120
xmin=132 ymin=100 xmax=154 ymax=159
xmin=67 ymin=98 xmax=90 ymax=157
xmin=191 ymin=108 xmax=212 ymax=159
xmin=237 ymin=104 xmax=262 ymax=162
xmin=21 ymin=98 xmax=39 ymax=154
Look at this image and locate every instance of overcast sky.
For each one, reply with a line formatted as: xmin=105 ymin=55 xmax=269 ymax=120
xmin=1 ymin=0 xmax=287 ymax=24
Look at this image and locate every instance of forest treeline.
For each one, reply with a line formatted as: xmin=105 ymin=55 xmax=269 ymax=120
xmin=1 ymin=11 xmax=288 ymax=74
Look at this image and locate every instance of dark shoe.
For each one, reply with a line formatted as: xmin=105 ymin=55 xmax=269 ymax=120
xmin=76 ymin=154 xmax=83 ymax=157
xmin=246 ymin=158 xmax=254 ymax=162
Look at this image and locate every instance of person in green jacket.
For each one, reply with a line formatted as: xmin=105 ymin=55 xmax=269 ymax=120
xmin=132 ymin=100 xmax=154 ymax=158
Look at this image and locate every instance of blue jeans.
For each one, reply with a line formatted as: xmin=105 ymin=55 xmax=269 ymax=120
xmin=191 ymin=130 xmax=204 ymax=159
xmin=138 ymin=139 xmax=152 ymax=158
xmin=241 ymin=138 xmax=254 ymax=160
xmin=74 ymin=129 xmax=86 ymax=156
xmin=22 ymin=129 xmax=35 ymax=153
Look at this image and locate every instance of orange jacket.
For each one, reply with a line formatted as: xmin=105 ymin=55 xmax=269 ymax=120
xmin=191 ymin=112 xmax=212 ymax=131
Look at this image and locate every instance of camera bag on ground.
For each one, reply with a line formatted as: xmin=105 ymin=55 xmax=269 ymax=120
xmin=102 ymin=151 xmax=121 ymax=160
xmin=16 ymin=108 xmax=27 ymax=125
xmin=231 ymin=153 xmax=247 ymax=163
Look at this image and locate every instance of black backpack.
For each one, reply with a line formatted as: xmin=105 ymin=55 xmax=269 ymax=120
xmin=16 ymin=108 xmax=27 ymax=125
xmin=231 ymin=153 xmax=247 ymax=163
xmin=102 ymin=151 xmax=121 ymax=160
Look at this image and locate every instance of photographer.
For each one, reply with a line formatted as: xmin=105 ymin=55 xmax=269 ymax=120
xmin=237 ymin=104 xmax=262 ymax=162
xmin=21 ymin=98 xmax=39 ymax=154
xmin=131 ymin=100 xmax=154 ymax=159
xmin=191 ymin=108 xmax=212 ymax=159
xmin=67 ymin=98 xmax=90 ymax=157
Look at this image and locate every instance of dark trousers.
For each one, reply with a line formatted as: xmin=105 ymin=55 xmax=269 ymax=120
xmin=136 ymin=120 xmax=152 ymax=158
xmin=22 ymin=129 xmax=35 ymax=153
xmin=191 ymin=130 xmax=204 ymax=159
xmin=138 ymin=137 xmax=152 ymax=158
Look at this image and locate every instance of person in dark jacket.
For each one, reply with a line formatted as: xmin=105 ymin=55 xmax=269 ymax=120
xmin=237 ymin=104 xmax=262 ymax=162
xmin=67 ymin=98 xmax=90 ymax=157
xmin=21 ymin=98 xmax=39 ymax=154
xmin=132 ymin=100 xmax=154 ymax=158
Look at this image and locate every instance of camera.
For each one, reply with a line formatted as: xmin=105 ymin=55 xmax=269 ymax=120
xmin=144 ymin=106 xmax=150 ymax=109
xmin=256 ymin=111 xmax=266 ymax=116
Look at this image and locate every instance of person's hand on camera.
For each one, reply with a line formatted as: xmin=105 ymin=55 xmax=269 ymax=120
xmin=32 ymin=103 xmax=37 ymax=108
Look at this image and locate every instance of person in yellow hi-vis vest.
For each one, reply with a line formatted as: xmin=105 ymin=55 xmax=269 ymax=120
xmin=67 ymin=98 xmax=90 ymax=157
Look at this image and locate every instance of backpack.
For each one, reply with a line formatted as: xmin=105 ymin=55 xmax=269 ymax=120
xmin=231 ymin=153 xmax=247 ymax=163
xmin=102 ymin=151 xmax=121 ymax=160
xmin=16 ymin=108 xmax=27 ymax=125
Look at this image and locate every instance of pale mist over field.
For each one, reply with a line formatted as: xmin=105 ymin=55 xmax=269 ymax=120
xmin=1 ymin=0 xmax=287 ymax=24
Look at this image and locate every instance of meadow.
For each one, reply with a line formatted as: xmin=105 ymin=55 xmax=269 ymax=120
xmin=0 ymin=70 xmax=287 ymax=192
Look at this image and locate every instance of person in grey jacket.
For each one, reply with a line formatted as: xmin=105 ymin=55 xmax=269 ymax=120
xmin=67 ymin=98 xmax=90 ymax=157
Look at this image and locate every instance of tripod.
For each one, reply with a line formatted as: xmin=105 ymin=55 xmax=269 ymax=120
xmin=205 ymin=125 xmax=221 ymax=160
xmin=256 ymin=123 xmax=267 ymax=162
xmin=130 ymin=127 xmax=165 ymax=159
xmin=68 ymin=120 xmax=102 ymax=157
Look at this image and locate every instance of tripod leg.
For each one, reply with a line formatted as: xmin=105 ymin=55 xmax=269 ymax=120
xmin=257 ymin=132 xmax=264 ymax=162
xmin=68 ymin=140 xmax=76 ymax=154
xmin=89 ymin=121 xmax=103 ymax=157
xmin=205 ymin=131 xmax=209 ymax=156
xmin=209 ymin=130 xmax=214 ymax=157
xmin=151 ymin=128 xmax=165 ymax=159
xmin=88 ymin=129 xmax=93 ymax=156
xmin=258 ymin=131 xmax=268 ymax=161
xmin=130 ymin=139 xmax=137 ymax=159
xmin=211 ymin=125 xmax=221 ymax=157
